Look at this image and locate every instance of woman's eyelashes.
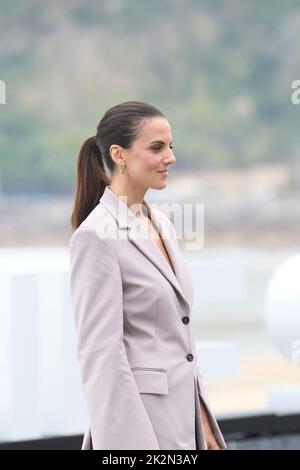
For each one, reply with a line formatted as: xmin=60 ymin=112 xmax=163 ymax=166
xmin=152 ymin=145 xmax=173 ymax=151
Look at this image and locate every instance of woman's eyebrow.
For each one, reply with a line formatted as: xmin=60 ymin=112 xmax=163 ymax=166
xmin=150 ymin=139 xmax=173 ymax=144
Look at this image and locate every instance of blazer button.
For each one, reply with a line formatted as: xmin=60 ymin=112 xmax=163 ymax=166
xmin=182 ymin=316 xmax=189 ymax=324
xmin=186 ymin=353 xmax=194 ymax=362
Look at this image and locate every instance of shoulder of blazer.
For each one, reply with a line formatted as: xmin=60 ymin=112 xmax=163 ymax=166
xmin=69 ymin=201 xmax=176 ymax=252
xmin=69 ymin=203 xmax=118 ymax=250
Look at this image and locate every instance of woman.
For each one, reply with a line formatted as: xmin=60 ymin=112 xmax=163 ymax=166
xmin=69 ymin=100 xmax=227 ymax=450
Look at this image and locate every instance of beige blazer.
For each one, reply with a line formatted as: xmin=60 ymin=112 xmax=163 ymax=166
xmin=69 ymin=185 xmax=227 ymax=450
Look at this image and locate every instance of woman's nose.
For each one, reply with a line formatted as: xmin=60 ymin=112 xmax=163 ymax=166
xmin=166 ymin=150 xmax=176 ymax=165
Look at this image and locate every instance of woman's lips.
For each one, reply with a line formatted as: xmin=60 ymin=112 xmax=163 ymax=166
xmin=158 ymin=170 xmax=168 ymax=176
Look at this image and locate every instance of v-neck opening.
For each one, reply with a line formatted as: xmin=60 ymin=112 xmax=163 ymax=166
xmin=148 ymin=215 xmax=177 ymax=280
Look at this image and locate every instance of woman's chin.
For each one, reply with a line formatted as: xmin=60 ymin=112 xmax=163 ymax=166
xmin=151 ymin=180 xmax=168 ymax=190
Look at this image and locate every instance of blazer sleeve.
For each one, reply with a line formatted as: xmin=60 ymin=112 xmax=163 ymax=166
xmin=69 ymin=228 xmax=160 ymax=450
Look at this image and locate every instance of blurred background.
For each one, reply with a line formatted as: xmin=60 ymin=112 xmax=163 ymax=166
xmin=1 ymin=0 xmax=300 ymax=449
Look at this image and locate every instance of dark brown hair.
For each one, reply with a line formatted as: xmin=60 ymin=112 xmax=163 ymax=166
xmin=70 ymin=100 xmax=164 ymax=231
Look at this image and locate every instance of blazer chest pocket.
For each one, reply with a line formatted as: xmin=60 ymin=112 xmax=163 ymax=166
xmin=131 ymin=368 xmax=169 ymax=395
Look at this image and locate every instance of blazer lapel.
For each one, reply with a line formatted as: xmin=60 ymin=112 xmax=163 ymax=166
xmin=99 ymin=186 xmax=192 ymax=313
xmin=153 ymin=210 xmax=193 ymax=313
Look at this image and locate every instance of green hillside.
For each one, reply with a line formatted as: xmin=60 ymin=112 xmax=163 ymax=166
xmin=1 ymin=0 xmax=300 ymax=192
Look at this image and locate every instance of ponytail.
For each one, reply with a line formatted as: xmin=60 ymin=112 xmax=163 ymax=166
xmin=70 ymin=136 xmax=110 ymax=231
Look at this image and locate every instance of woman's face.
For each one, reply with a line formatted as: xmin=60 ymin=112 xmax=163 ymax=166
xmin=123 ymin=116 xmax=176 ymax=190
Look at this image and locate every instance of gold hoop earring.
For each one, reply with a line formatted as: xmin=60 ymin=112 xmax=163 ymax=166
xmin=121 ymin=163 xmax=126 ymax=174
